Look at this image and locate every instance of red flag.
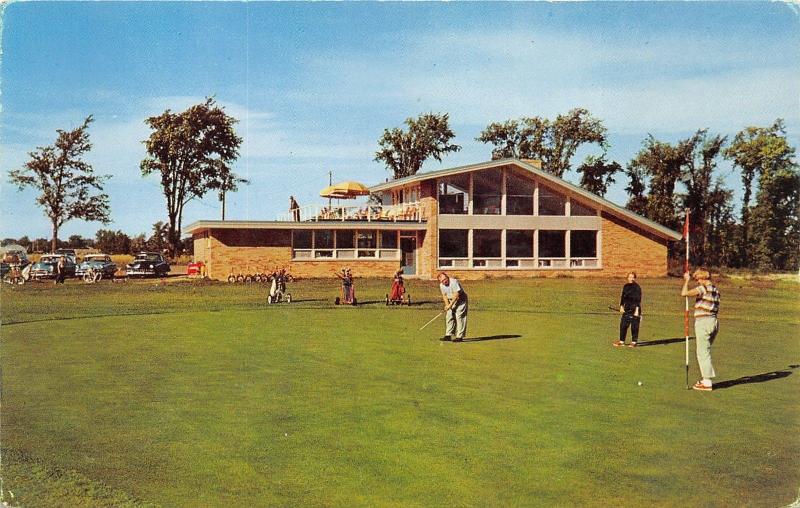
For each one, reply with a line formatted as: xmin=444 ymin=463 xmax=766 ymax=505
xmin=683 ymin=213 xmax=690 ymax=240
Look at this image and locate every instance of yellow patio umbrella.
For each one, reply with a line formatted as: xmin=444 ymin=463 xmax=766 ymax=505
xmin=319 ymin=181 xmax=370 ymax=199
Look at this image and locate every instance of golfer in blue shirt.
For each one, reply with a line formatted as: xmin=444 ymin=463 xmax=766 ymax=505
xmin=438 ymin=272 xmax=468 ymax=342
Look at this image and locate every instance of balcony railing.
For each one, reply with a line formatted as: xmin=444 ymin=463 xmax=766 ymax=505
xmin=277 ymin=202 xmax=424 ymax=223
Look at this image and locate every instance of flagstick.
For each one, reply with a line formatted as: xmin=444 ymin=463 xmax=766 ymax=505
xmin=684 ymin=209 xmax=690 ymax=390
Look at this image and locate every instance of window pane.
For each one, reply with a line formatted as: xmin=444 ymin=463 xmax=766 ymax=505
xmin=439 ymin=229 xmax=468 ymax=258
xmin=357 ymin=231 xmax=376 ymax=249
xmin=507 ymin=172 xmax=535 ymax=215
xmin=539 ymin=230 xmax=566 ymax=257
xmin=336 ymin=230 xmax=355 ymax=249
xmin=293 ymin=230 xmax=312 ymax=249
xmin=315 ymin=230 xmax=334 ymax=249
xmin=473 ymin=168 xmax=502 ymax=215
xmin=539 ymin=186 xmax=566 ymax=216
xmin=570 ymin=230 xmax=597 ymax=257
xmin=473 ymin=229 xmax=501 ymax=257
xmin=571 ymin=200 xmax=596 ymax=216
xmin=506 ymin=230 xmax=534 ymax=257
xmin=380 ymin=230 xmax=398 ymax=249
xmin=438 ymin=174 xmax=469 ymax=214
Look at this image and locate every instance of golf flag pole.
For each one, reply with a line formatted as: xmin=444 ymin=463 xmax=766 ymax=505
xmin=684 ymin=209 xmax=691 ymax=389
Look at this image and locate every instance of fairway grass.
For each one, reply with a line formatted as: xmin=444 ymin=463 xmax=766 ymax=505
xmin=1 ymin=277 xmax=798 ymax=507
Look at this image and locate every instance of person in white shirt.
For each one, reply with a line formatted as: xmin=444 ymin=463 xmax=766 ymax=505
xmin=438 ymin=272 xmax=468 ymax=342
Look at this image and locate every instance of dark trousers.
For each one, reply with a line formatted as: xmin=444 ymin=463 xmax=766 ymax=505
xmin=619 ymin=314 xmax=640 ymax=342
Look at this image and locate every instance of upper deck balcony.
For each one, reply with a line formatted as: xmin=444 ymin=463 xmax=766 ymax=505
xmin=276 ymin=202 xmax=425 ymax=223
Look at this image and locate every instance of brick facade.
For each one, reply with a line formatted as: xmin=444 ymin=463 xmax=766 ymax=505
xmin=599 ymin=212 xmax=669 ymax=277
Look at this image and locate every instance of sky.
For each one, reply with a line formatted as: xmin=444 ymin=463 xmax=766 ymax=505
xmin=1 ymin=1 xmax=799 ymax=241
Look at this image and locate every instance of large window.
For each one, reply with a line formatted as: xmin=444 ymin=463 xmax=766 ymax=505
xmin=473 ymin=168 xmax=502 ymax=215
xmin=570 ymin=230 xmax=597 ymax=257
xmin=336 ymin=230 xmax=355 ymax=249
xmin=314 ymin=229 xmax=334 ymax=258
xmin=539 ymin=230 xmax=566 ymax=258
xmin=539 ymin=186 xmax=566 ymax=216
xmin=571 ymin=200 xmax=596 ymax=216
xmin=293 ymin=230 xmax=312 ymax=249
xmin=506 ymin=230 xmax=534 ymax=258
xmin=507 ymin=172 xmax=534 ymax=215
xmin=357 ymin=231 xmax=377 ymax=257
xmin=473 ymin=230 xmax=501 ymax=257
xmin=380 ymin=230 xmax=398 ymax=249
xmin=292 ymin=229 xmax=400 ymax=260
xmin=438 ymin=174 xmax=469 ymax=214
xmin=439 ymin=229 xmax=468 ymax=260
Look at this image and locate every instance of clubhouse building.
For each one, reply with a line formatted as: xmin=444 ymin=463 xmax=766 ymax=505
xmin=184 ymin=159 xmax=682 ymax=280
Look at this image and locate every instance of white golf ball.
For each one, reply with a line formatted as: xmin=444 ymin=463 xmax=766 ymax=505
xmin=637 ymin=381 xmax=643 ymax=386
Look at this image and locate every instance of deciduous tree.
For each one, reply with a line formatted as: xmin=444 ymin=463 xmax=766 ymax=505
xmin=477 ymin=108 xmax=607 ymax=177
xmin=8 ymin=116 xmax=111 ymax=252
xmin=375 ymin=113 xmax=461 ymax=179
xmin=141 ymin=98 xmax=243 ymax=256
xmin=576 ymin=154 xmax=622 ymax=197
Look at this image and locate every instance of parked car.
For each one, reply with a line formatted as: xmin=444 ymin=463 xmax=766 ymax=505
xmin=76 ymin=254 xmax=118 ymax=279
xmin=55 ymin=248 xmax=78 ymax=265
xmin=0 ymin=245 xmax=30 ymax=278
xmin=29 ymin=254 xmax=77 ymax=280
xmin=126 ymin=252 xmax=170 ymax=278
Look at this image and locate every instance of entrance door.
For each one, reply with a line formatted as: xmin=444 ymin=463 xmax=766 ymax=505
xmin=400 ymin=236 xmax=416 ymax=275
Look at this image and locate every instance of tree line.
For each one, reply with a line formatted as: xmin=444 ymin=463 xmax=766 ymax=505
xmin=8 ymin=101 xmax=799 ymax=271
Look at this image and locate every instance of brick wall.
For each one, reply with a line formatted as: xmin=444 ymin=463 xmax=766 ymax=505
xmin=600 ymin=212 xmax=669 ymax=277
xmin=418 ymin=181 xmax=438 ymax=279
xmin=290 ymin=259 xmax=400 ymax=279
xmin=207 ymin=229 xmax=293 ymax=280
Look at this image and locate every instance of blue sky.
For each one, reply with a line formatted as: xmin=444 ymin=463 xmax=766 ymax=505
xmin=1 ymin=1 xmax=798 ymax=241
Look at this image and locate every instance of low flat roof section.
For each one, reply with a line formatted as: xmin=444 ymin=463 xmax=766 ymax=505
xmin=183 ymin=220 xmax=427 ymax=236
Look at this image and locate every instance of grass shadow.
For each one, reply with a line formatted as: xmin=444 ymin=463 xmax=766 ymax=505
xmin=713 ymin=365 xmax=798 ymax=390
xmin=462 ymin=334 xmax=522 ymax=343
xmin=637 ymin=337 xmax=695 ymax=347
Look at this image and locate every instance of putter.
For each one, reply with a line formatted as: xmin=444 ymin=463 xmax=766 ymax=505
xmin=419 ymin=311 xmax=443 ymax=331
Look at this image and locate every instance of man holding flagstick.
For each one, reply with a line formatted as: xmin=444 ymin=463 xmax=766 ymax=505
xmin=681 ymin=268 xmax=721 ymax=391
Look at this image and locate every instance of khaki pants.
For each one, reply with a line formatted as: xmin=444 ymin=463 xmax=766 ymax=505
xmin=445 ymin=297 xmax=468 ymax=339
xmin=695 ymin=317 xmax=719 ymax=380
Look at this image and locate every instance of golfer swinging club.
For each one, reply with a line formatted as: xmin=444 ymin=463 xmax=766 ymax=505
xmin=438 ymin=272 xmax=467 ymax=342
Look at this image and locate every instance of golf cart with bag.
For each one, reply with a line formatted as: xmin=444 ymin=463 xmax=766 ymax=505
xmin=334 ymin=268 xmax=356 ymax=306
xmin=267 ymin=268 xmax=292 ymax=304
xmin=385 ymin=270 xmax=410 ymax=306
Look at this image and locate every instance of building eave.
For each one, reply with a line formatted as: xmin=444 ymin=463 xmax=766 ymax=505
xmin=183 ymin=220 xmax=427 ymax=236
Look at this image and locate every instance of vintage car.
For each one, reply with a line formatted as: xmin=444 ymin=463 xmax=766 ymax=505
xmin=76 ymin=254 xmax=118 ymax=279
xmin=126 ymin=252 xmax=170 ymax=277
xmin=29 ymin=254 xmax=77 ymax=280
xmin=0 ymin=245 xmax=30 ymax=277
xmin=55 ymin=248 xmax=79 ymax=265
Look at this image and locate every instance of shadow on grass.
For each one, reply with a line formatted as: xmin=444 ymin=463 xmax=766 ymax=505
xmin=637 ymin=337 xmax=695 ymax=347
xmin=713 ymin=365 xmax=798 ymax=390
xmin=462 ymin=334 xmax=522 ymax=343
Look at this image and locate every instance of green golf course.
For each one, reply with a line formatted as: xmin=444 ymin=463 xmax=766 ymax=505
xmin=1 ymin=276 xmax=798 ymax=507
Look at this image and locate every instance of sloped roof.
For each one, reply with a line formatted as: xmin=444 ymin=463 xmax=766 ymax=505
xmin=369 ymin=158 xmax=682 ymax=241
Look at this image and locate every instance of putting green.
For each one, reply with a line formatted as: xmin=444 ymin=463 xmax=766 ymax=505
xmin=1 ymin=277 xmax=798 ymax=506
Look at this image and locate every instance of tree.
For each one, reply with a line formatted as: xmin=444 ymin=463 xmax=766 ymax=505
xmin=477 ymin=108 xmax=607 ymax=177
xmin=724 ymin=120 xmax=796 ymax=267
xmin=149 ymin=221 xmax=169 ymax=252
xmin=576 ymin=154 xmax=622 ymax=197
xmin=141 ymin=98 xmax=243 ymax=256
xmin=31 ymin=238 xmax=50 ymax=253
xmin=8 ymin=116 xmax=111 ymax=252
xmin=95 ymin=229 xmax=131 ymax=255
xmin=748 ymin=165 xmax=800 ymax=271
xmin=67 ymin=234 xmax=92 ymax=249
xmin=625 ymin=134 xmax=696 ymax=230
xmin=679 ymin=130 xmax=728 ymax=266
xmin=375 ymin=112 xmax=461 ymax=179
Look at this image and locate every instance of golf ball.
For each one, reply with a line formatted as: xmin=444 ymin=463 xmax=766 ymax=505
xmin=637 ymin=381 xmax=643 ymax=386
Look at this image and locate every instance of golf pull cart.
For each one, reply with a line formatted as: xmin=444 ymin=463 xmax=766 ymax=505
xmin=334 ymin=268 xmax=356 ymax=306
xmin=385 ymin=270 xmax=410 ymax=306
xmin=267 ymin=270 xmax=292 ymax=304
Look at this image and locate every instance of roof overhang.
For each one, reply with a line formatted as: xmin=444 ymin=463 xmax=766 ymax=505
xmin=183 ymin=220 xmax=427 ymax=236
xmin=369 ymin=158 xmax=682 ymax=242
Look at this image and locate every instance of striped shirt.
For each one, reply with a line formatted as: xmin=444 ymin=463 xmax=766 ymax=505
xmin=694 ymin=283 xmax=720 ymax=318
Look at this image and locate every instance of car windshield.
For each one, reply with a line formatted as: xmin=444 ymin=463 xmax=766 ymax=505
xmin=134 ymin=254 xmax=161 ymax=262
xmin=39 ymin=256 xmax=60 ymax=264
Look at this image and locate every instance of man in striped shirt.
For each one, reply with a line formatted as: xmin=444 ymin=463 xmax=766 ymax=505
xmin=681 ymin=268 xmax=721 ymax=391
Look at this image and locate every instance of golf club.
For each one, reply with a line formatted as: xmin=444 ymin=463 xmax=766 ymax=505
xmin=419 ymin=311 xmax=443 ymax=331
